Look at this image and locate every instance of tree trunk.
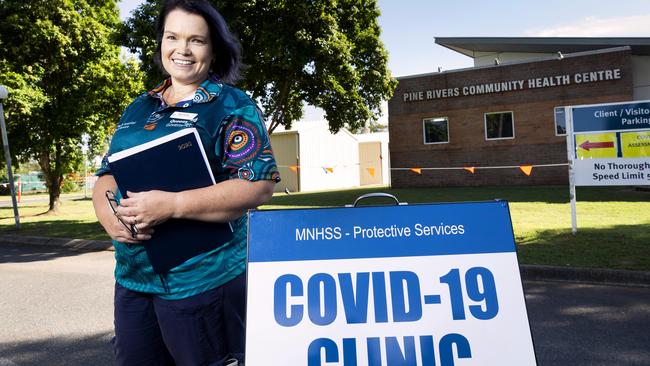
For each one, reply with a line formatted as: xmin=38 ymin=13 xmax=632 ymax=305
xmin=267 ymin=79 xmax=291 ymax=135
xmin=39 ymin=147 xmax=63 ymax=213
xmin=268 ymin=118 xmax=282 ymax=135
xmin=48 ymin=182 xmax=62 ymax=212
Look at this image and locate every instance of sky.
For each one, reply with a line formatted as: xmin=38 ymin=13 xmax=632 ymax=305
xmin=117 ymin=0 xmax=650 ymax=120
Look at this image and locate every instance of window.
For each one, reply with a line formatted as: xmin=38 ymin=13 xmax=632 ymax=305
xmin=484 ymin=111 xmax=514 ymax=140
xmin=423 ymin=117 xmax=449 ymax=144
xmin=554 ymin=106 xmax=566 ymax=136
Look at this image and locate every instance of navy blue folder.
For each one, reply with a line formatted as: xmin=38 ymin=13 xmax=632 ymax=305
xmin=108 ymin=128 xmax=233 ymax=274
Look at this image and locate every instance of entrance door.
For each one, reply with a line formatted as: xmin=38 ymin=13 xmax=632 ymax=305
xmin=359 ymin=141 xmax=382 ymax=185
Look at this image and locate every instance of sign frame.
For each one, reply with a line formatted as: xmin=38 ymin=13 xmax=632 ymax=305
xmin=245 ymin=199 xmax=538 ymax=366
xmin=565 ymin=99 xmax=650 ymax=233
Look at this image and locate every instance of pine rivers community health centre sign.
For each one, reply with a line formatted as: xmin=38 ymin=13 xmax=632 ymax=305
xmin=246 ymin=201 xmax=537 ymax=366
xmin=567 ymin=100 xmax=650 ymax=186
xmin=402 ymin=68 xmax=622 ymax=102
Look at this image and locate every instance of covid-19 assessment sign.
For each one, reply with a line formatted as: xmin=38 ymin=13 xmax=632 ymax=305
xmin=246 ymin=201 xmax=537 ymax=365
xmin=564 ymin=100 xmax=650 ymax=233
xmin=567 ymin=100 xmax=650 ymax=186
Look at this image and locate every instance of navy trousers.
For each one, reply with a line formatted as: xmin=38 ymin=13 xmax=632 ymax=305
xmin=112 ymin=273 xmax=246 ymax=366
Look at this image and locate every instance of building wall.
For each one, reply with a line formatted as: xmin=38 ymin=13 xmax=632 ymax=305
xmin=632 ymin=56 xmax=650 ymax=100
xmin=474 ymin=51 xmax=555 ymax=66
xmin=475 ymin=51 xmax=650 ymax=100
xmin=389 ymin=48 xmax=634 ymax=187
xmin=298 ymin=126 xmax=360 ymax=191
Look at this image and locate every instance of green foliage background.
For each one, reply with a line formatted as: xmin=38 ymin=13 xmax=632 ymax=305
xmin=0 ymin=0 xmax=145 ymax=210
xmin=122 ymin=0 xmax=397 ymax=133
xmin=0 ymin=0 xmax=395 ymax=210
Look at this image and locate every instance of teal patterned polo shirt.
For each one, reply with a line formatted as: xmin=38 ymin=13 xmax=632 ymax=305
xmin=96 ymin=75 xmax=280 ymax=300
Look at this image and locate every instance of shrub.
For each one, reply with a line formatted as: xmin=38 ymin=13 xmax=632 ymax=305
xmin=61 ymin=179 xmax=81 ymax=193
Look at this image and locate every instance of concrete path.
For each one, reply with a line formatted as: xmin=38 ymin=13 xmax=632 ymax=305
xmin=1 ymin=243 xmax=649 ymax=365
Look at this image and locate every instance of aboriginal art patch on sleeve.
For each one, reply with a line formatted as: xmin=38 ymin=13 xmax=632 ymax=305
xmin=221 ymin=108 xmax=281 ymax=183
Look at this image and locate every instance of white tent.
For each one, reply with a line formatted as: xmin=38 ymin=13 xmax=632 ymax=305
xmin=270 ymin=121 xmax=390 ymax=192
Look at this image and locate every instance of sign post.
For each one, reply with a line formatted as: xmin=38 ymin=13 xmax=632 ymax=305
xmin=0 ymin=85 xmax=20 ymax=229
xmin=246 ymin=200 xmax=537 ymax=365
xmin=565 ymin=100 xmax=650 ymax=233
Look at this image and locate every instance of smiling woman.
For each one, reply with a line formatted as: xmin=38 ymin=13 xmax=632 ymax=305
xmin=91 ymin=1 xmax=280 ymax=365
xmin=159 ymin=9 xmax=214 ymax=103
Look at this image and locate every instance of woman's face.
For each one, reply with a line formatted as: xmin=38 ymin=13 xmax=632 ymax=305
xmin=160 ymin=9 xmax=213 ymax=86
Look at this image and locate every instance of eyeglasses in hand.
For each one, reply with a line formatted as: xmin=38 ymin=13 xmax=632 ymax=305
xmin=105 ymin=190 xmax=138 ymax=239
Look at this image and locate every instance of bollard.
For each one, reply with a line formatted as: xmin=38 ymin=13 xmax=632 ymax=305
xmin=17 ymin=177 xmax=21 ymax=203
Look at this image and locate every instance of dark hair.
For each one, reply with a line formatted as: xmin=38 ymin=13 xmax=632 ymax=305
xmin=153 ymin=0 xmax=242 ymax=84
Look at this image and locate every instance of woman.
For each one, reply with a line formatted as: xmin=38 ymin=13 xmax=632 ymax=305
xmin=92 ymin=1 xmax=279 ymax=365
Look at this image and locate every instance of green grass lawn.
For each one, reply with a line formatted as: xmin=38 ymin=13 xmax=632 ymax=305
xmin=1 ymin=186 xmax=649 ymax=270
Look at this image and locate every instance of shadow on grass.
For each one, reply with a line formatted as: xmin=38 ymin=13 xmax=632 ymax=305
xmin=516 ymin=224 xmax=650 ymax=270
xmin=0 ymin=331 xmax=114 ymax=366
xmin=34 ymin=210 xmax=57 ymax=217
xmin=71 ymin=197 xmax=93 ymax=202
xmin=1 ymin=211 xmax=62 ymax=220
xmin=268 ymin=186 xmax=650 ymax=208
xmin=0 ymin=221 xmax=109 ymax=241
xmin=524 ymin=281 xmax=650 ymax=365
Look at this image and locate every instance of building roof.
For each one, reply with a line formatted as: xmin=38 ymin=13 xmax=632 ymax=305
xmin=272 ymin=120 xmax=358 ymax=139
xmin=435 ymin=37 xmax=650 ymax=57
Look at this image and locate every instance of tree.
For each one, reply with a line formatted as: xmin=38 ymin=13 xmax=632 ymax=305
xmin=122 ymin=0 xmax=396 ymax=134
xmin=0 ymin=0 xmax=145 ymax=212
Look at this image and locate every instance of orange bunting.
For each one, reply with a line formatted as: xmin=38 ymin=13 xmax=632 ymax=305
xmin=323 ymin=167 xmax=334 ymax=173
xmin=366 ymin=168 xmax=375 ymax=177
xmin=289 ymin=165 xmax=298 ymax=173
xmin=519 ymin=165 xmax=533 ymax=176
xmin=410 ymin=168 xmax=422 ymax=175
xmin=464 ymin=167 xmax=476 ymax=174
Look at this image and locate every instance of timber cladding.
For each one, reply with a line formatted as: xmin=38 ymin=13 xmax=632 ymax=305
xmin=388 ymin=48 xmax=634 ymax=187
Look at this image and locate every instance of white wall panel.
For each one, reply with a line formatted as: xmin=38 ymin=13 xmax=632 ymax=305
xmin=298 ymin=124 xmax=360 ymax=192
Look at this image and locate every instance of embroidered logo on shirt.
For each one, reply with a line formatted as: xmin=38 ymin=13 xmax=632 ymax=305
xmin=166 ymin=119 xmax=193 ymax=128
xmin=116 ymin=121 xmax=137 ymax=131
xmin=144 ymin=122 xmax=158 ymax=130
xmin=144 ymin=113 xmax=163 ymax=131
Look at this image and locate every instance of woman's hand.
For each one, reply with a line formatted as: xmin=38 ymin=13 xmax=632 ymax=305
xmin=104 ymin=213 xmax=154 ymax=244
xmin=92 ymin=174 xmax=153 ymax=244
xmin=116 ymin=190 xmax=177 ymax=231
xmin=109 ymin=179 xmax=274 ymax=229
